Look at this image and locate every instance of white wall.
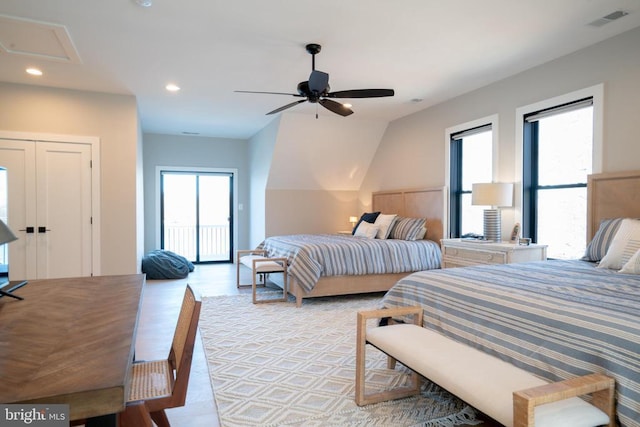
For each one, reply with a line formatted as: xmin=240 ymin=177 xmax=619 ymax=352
xmin=361 ymin=26 xmax=640 ymax=233
xmin=268 ymin=112 xmax=388 ymax=190
xmin=0 ymin=82 xmax=142 ymax=274
xmin=142 ymin=133 xmax=249 ymax=252
xmin=136 ymin=115 xmax=145 ymax=272
xmin=248 ymin=118 xmax=279 ymax=248
xmin=250 ymin=112 xmax=388 ymax=244
xmin=265 ymin=189 xmax=359 ymax=237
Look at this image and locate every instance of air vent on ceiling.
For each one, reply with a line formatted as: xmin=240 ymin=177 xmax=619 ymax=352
xmin=588 ymin=10 xmax=629 ymax=27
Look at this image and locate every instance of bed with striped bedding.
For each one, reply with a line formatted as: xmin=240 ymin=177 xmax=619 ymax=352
xmin=381 ymin=259 xmax=640 ymax=427
xmin=258 ymin=233 xmax=441 ymax=293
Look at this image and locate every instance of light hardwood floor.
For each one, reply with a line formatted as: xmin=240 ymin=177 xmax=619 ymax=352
xmin=136 ymin=263 xmax=248 ymax=427
xmin=137 ymin=263 xmax=499 ymax=427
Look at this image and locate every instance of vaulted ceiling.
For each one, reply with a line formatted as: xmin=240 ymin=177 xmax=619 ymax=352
xmin=1 ymin=1 xmax=639 ymax=139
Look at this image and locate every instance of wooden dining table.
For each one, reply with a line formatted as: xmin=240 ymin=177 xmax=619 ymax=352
xmin=0 ymin=274 xmax=145 ymax=424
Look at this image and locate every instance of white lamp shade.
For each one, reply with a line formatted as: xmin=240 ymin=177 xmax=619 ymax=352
xmin=472 ymin=183 xmax=513 ymax=207
xmin=0 ymin=219 xmax=17 ymax=245
xmin=349 ymin=216 xmax=358 ymax=224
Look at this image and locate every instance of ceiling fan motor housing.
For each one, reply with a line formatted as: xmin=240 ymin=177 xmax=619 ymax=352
xmin=297 ymin=81 xmax=329 ymax=102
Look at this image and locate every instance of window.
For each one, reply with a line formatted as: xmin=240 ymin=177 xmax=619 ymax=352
xmin=522 ymin=98 xmax=593 ymax=259
xmin=449 ymin=123 xmax=494 ymax=237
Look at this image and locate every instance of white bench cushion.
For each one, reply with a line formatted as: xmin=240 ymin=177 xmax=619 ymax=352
xmin=239 ymin=255 xmax=284 ymax=273
xmin=366 ymin=324 xmax=609 ymax=427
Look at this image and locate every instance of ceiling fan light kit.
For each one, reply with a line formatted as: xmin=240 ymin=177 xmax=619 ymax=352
xmin=236 ymin=43 xmax=394 ymax=118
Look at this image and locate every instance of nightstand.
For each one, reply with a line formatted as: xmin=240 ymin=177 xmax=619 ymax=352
xmin=440 ymin=239 xmax=547 ymax=268
xmin=337 ymin=230 xmax=353 ymax=235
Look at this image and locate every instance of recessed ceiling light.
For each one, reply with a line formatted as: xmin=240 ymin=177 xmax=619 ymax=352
xmin=134 ymin=0 xmax=152 ymax=7
xmin=26 ymin=68 xmax=43 ymax=76
xmin=165 ymin=83 xmax=180 ymax=92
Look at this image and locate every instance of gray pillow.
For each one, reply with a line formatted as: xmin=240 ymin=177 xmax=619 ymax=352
xmin=389 ymin=217 xmax=426 ymax=240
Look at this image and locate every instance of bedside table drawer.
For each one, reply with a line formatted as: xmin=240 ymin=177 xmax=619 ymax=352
xmin=442 ymin=246 xmax=507 ymax=265
xmin=440 ymin=239 xmax=547 ymax=268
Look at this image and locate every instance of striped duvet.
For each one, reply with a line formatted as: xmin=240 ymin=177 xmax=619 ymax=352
xmin=258 ymin=234 xmax=442 ymax=293
xmin=381 ymin=259 xmax=640 ymax=427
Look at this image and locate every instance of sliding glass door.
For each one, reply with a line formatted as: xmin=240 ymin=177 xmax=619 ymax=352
xmin=161 ymin=170 xmax=233 ymax=263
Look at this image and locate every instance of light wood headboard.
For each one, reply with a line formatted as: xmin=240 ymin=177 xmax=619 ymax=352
xmin=372 ymin=187 xmax=447 ymax=243
xmin=588 ymin=170 xmax=640 ymax=242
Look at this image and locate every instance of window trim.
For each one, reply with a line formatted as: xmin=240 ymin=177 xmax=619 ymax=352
xmin=445 ymin=114 xmax=499 ymax=238
xmin=515 ymin=84 xmax=604 ymax=241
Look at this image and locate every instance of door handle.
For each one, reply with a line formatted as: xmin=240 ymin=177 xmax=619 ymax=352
xmin=19 ymin=227 xmax=35 ymax=233
xmin=38 ymin=226 xmax=51 ymax=233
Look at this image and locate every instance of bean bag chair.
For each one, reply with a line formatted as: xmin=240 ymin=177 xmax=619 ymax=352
xmin=141 ymin=250 xmax=194 ymax=279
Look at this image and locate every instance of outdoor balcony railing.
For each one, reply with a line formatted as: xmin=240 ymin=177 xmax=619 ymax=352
xmin=163 ymin=224 xmax=230 ymax=262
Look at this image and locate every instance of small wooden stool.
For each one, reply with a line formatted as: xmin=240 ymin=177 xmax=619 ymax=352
xmin=236 ymin=249 xmax=288 ymax=303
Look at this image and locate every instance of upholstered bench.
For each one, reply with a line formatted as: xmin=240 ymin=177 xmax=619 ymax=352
xmin=355 ymin=306 xmax=615 ymax=427
xmin=236 ymin=249 xmax=288 ymax=303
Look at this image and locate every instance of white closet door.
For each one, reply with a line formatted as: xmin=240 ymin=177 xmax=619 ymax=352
xmin=35 ymin=142 xmax=92 ymax=278
xmin=0 ymin=139 xmax=93 ymax=280
xmin=0 ymin=139 xmax=37 ymax=279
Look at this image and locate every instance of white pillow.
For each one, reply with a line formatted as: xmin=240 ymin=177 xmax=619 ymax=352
xmin=620 ymin=248 xmax=640 ymax=274
xmin=373 ymin=214 xmax=397 ymax=239
xmin=354 ymin=221 xmax=379 ymax=239
xmin=597 ymin=218 xmax=640 ymax=270
xmin=414 ymin=227 xmax=427 ymax=240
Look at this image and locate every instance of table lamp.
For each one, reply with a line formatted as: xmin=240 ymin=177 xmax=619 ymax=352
xmin=472 ymin=183 xmax=513 ymax=242
xmin=0 ymin=219 xmax=25 ymax=300
xmin=349 ymin=216 xmax=358 ymax=229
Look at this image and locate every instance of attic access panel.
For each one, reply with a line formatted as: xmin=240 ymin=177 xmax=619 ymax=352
xmin=0 ymin=14 xmax=81 ymax=63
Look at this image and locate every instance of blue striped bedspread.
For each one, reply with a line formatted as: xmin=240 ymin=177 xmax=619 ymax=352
xmin=258 ymin=234 xmax=442 ymax=293
xmin=381 ymin=259 xmax=640 ymax=427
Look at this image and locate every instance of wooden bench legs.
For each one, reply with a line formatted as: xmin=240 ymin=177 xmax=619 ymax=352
xmin=513 ymin=374 xmax=615 ymax=427
xmin=355 ymin=306 xmax=615 ymax=427
xmin=355 ymin=306 xmax=424 ymax=406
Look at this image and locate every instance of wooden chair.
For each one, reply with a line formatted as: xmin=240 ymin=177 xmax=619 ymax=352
xmin=119 ymin=284 xmax=202 ymax=427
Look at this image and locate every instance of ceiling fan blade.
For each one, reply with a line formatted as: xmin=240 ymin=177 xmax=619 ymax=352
xmin=308 ymin=70 xmax=329 ymax=93
xmin=266 ymin=99 xmax=307 ymax=115
xmin=235 ymin=90 xmax=303 ymax=97
xmin=319 ymin=99 xmax=353 ymax=117
xmin=327 ymin=89 xmax=395 ymax=98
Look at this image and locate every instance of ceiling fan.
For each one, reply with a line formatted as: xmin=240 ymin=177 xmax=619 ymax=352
xmin=236 ymin=43 xmax=394 ymax=117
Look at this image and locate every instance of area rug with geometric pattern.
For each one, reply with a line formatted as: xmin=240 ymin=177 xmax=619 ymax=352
xmin=199 ymin=293 xmax=480 ymax=427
